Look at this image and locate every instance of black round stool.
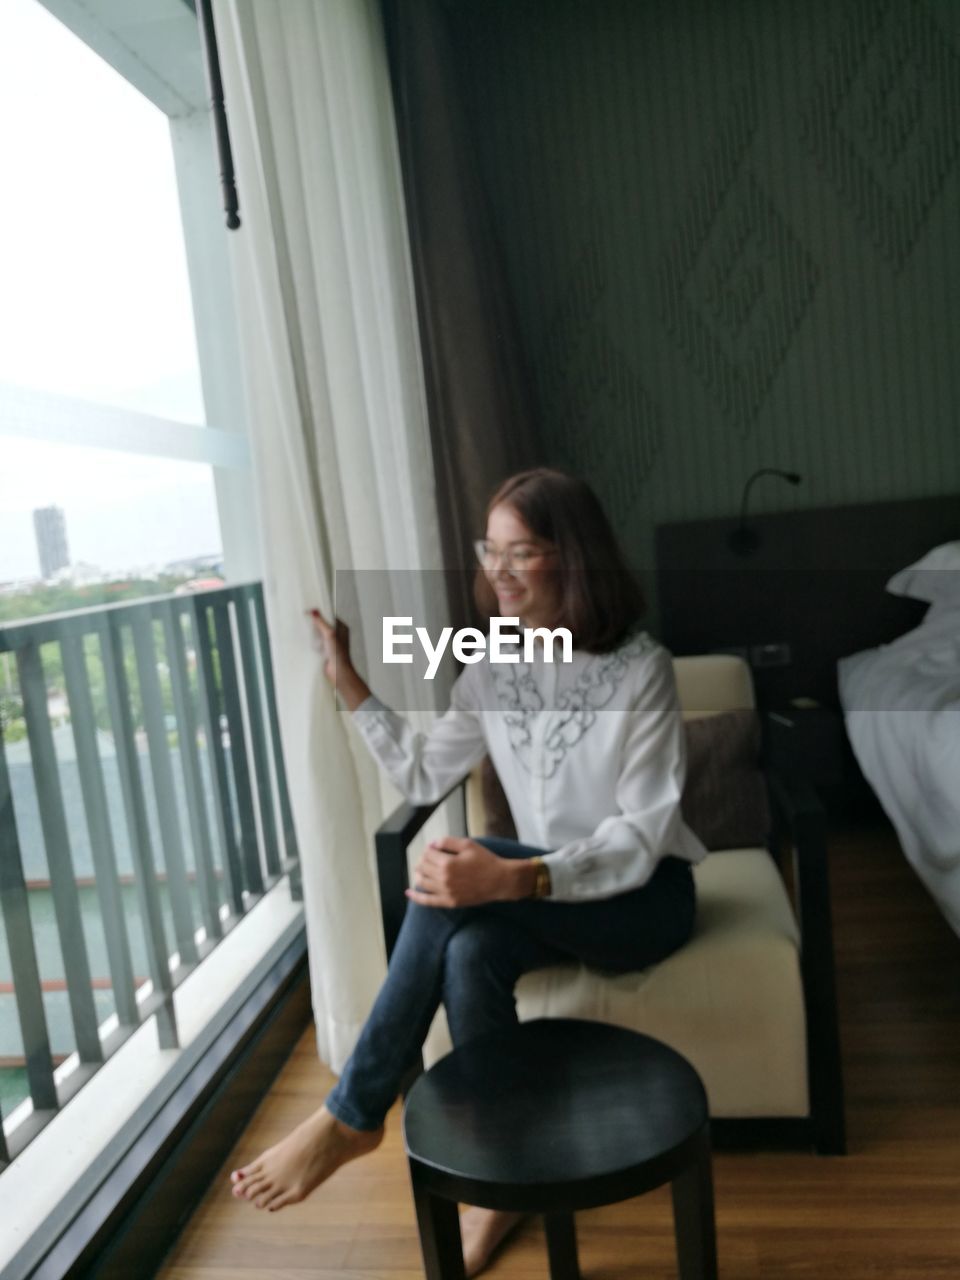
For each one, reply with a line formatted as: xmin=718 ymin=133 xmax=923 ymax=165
xmin=402 ymin=1018 xmax=718 ymax=1279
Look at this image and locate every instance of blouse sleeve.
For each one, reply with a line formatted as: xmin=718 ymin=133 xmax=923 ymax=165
xmin=540 ymin=646 xmax=704 ymax=901
xmin=351 ymin=668 xmax=488 ymax=805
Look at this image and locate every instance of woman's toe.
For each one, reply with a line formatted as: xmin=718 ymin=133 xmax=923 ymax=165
xmin=238 ymin=1174 xmax=269 ymax=1202
xmin=262 ymin=1185 xmax=292 ymax=1212
xmin=232 ymin=1159 xmax=260 ymax=1186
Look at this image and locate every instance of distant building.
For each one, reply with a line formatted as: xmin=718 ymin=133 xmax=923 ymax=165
xmin=164 ymin=553 xmax=224 ymax=577
xmin=68 ymin=561 xmax=104 ymax=587
xmin=33 ymin=506 xmax=70 ymax=580
xmin=0 ymin=578 xmax=41 ymax=597
xmin=173 ymin=576 xmax=226 ymax=595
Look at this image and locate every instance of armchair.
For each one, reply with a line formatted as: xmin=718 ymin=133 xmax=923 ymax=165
xmin=374 ymin=655 xmax=845 ymax=1154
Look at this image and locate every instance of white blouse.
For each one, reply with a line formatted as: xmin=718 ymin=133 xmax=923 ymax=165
xmin=351 ymin=629 xmax=708 ymax=902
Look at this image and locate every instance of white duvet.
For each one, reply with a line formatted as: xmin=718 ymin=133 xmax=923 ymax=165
xmin=838 ymin=603 xmax=960 ymax=938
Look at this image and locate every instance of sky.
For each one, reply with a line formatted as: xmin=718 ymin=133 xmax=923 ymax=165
xmin=0 ymin=0 xmax=222 ymax=582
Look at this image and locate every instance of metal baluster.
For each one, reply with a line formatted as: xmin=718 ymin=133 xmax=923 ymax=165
xmin=99 ymin=617 xmax=177 ymax=1049
xmin=191 ymin=598 xmax=244 ymax=918
xmin=61 ymin=630 xmax=139 ymax=1031
xmin=211 ymin=599 xmax=263 ymax=896
xmin=16 ymin=641 xmax=102 ymax=1067
xmin=130 ymin=610 xmax=198 ymax=968
xmin=0 ymin=719 xmax=58 ymax=1118
xmin=162 ymin=604 xmax=222 ymax=946
xmin=252 ymin=588 xmax=301 ymax=900
xmin=234 ymin=590 xmax=280 ymax=880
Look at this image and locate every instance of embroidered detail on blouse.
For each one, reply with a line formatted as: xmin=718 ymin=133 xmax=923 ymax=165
xmin=490 ymin=630 xmax=656 ymax=778
xmin=489 ymin=663 xmax=544 ymax=766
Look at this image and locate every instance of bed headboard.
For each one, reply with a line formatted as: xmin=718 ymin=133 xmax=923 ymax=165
xmin=655 ymin=493 xmax=959 ymax=709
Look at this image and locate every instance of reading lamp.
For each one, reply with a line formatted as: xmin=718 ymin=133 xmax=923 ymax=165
xmin=728 ymin=468 xmax=802 ymax=554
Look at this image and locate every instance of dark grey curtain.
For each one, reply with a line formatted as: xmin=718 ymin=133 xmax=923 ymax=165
xmin=381 ymin=0 xmax=542 ymax=629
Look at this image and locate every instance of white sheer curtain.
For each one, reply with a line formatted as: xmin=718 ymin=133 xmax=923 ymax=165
xmin=214 ymin=0 xmax=449 ymax=1070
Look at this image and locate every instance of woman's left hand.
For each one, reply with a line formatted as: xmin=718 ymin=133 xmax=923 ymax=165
xmin=407 ymin=837 xmax=524 ymax=908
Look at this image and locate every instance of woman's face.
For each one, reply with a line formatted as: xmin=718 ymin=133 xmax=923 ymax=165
xmin=482 ymin=502 xmax=562 ymax=630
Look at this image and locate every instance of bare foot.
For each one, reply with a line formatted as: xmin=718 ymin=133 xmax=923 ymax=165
xmin=229 ymin=1104 xmax=383 ymax=1212
xmin=460 ymin=1207 xmax=525 ymax=1277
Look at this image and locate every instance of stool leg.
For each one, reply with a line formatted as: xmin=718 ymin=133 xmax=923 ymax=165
xmin=411 ymin=1172 xmax=465 ymax=1280
xmin=671 ymin=1130 xmax=718 ymax=1280
xmin=544 ymin=1211 xmax=580 ymax=1280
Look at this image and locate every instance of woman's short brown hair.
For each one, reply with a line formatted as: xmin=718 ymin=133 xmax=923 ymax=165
xmin=473 ymin=468 xmax=645 ymax=653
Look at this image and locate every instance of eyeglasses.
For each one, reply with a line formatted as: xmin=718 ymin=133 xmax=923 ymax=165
xmin=473 ymin=539 xmax=558 ymax=571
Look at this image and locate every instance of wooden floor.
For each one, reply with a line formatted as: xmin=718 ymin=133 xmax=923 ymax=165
xmin=159 ymin=823 xmax=960 ymax=1279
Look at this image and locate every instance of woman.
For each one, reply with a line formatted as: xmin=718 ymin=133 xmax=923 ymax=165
xmin=231 ymin=468 xmax=707 ymax=1274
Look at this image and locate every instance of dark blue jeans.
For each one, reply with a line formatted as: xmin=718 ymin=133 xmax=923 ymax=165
xmin=324 ymin=838 xmax=696 ymax=1131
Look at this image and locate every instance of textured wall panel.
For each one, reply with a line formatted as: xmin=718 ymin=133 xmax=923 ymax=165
xmin=446 ymin=0 xmax=960 ymax=596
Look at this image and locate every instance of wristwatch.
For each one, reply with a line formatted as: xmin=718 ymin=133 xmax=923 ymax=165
xmin=530 ymin=856 xmax=552 ymax=899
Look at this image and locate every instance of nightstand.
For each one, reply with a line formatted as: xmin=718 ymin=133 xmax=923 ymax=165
xmin=764 ymin=700 xmax=846 ymax=789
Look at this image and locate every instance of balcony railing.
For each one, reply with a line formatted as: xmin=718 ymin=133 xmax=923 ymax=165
xmin=0 ymin=583 xmax=300 ymax=1165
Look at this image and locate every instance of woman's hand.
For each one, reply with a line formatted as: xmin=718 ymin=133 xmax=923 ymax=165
xmin=307 ymin=609 xmax=370 ymax=711
xmin=406 ymin=837 xmax=536 ymax=907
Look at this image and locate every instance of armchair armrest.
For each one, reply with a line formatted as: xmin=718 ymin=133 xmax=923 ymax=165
xmin=766 ymin=768 xmax=846 ymax=1154
xmin=375 ymin=782 xmax=465 ymax=960
xmin=766 ymin=767 xmax=822 ymax=828
xmin=766 ymin=769 xmax=832 ymax=964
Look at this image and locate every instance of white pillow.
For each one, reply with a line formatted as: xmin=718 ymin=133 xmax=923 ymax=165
xmin=886 ymin=541 xmax=960 ymax=604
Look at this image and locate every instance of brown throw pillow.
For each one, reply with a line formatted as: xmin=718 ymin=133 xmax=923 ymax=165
xmin=682 ymin=709 xmax=771 ymax=850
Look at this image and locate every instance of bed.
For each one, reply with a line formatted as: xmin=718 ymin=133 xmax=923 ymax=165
xmin=838 ymin=542 xmax=960 ymax=937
